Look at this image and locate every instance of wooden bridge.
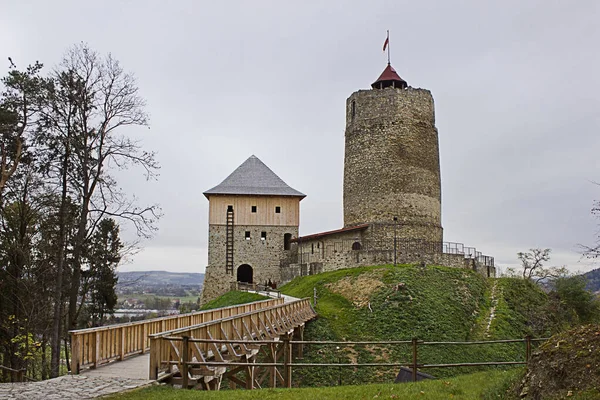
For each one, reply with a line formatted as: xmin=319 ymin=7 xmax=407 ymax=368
xmin=69 ymin=297 xmax=316 ymax=391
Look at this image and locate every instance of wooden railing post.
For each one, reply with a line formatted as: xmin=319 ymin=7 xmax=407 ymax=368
xmin=182 ymin=336 xmax=189 ymax=388
xmin=149 ymin=337 xmax=159 ymax=380
xmin=93 ymin=331 xmax=100 ymax=369
xmin=71 ymin=333 xmax=80 ymax=374
xmin=525 ymin=335 xmax=532 ymax=366
xmin=412 ymin=337 xmax=418 ymax=382
xmin=283 ymin=334 xmax=292 ymax=388
xmin=119 ymin=327 xmax=125 ymax=360
xmin=141 ymin=323 xmax=148 ymax=354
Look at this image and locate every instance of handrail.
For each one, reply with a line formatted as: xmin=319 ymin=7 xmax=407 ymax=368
xmin=159 ymin=334 xmax=547 ymax=388
xmin=149 ymin=298 xmax=317 ymax=381
xmin=69 ymin=297 xmax=283 ymax=373
xmin=231 ymin=281 xmax=282 ymax=298
xmin=0 ymin=365 xmax=37 ymax=382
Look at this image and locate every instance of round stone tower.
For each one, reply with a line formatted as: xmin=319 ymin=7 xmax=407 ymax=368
xmin=343 ymin=63 xmax=443 ymax=243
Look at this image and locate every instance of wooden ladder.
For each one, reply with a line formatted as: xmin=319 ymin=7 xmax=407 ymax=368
xmin=226 ymin=207 xmax=234 ymax=275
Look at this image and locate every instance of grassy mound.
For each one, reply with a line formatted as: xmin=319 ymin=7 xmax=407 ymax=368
xmin=518 ymin=324 xmax=600 ymax=400
xmin=280 ymin=265 xmax=552 ymax=385
xmin=199 ymin=291 xmax=269 ymax=310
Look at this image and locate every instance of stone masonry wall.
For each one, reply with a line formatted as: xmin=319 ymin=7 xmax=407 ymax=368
xmin=343 ymin=87 xmax=443 ymax=243
xmin=201 ymin=224 xmax=297 ymax=303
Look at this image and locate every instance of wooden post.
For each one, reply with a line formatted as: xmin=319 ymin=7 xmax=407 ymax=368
xmin=245 ymin=355 xmax=255 ymax=389
xmin=182 ymin=336 xmax=189 ymax=389
xmin=71 ymin=333 xmax=80 ymax=374
xmin=293 ymin=325 xmax=304 ymax=359
xmin=269 ymin=342 xmax=277 ymax=388
xmin=525 ymin=335 xmax=532 ymax=366
xmin=93 ymin=331 xmax=100 ymax=369
xmin=412 ymin=338 xmax=418 ymax=382
xmin=119 ymin=328 xmax=125 ymax=360
xmin=283 ymin=334 xmax=292 ymax=388
xmin=149 ymin=337 xmax=159 ymax=380
xmin=141 ymin=323 xmax=148 ymax=354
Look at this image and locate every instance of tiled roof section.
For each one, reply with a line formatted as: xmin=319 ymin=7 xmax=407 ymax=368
xmin=292 ymin=224 xmax=369 ymax=242
xmin=204 ymin=155 xmax=306 ymax=198
xmin=371 ymin=63 xmax=407 ymax=88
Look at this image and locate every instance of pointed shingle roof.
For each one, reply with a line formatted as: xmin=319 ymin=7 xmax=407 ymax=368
xmin=204 ymin=155 xmax=305 ymax=199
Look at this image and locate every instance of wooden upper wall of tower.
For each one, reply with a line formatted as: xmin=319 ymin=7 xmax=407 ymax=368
xmin=371 ymin=63 xmax=408 ymax=90
xmin=203 ymin=155 xmax=304 ymax=227
xmin=207 ymin=195 xmax=299 ymax=226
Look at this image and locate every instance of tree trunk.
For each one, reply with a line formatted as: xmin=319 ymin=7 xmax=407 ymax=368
xmin=50 ymin=141 xmax=70 ymax=378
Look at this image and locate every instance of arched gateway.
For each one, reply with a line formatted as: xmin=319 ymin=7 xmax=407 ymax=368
xmin=237 ymin=264 xmax=253 ymax=284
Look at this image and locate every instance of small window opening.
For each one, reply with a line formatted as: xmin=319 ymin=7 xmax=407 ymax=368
xmin=227 ymin=205 xmax=233 ymax=212
xmin=311 ymin=243 xmax=314 ymax=254
xmin=317 ymin=243 xmax=320 ymax=249
xmin=275 ymin=206 xmax=281 ymax=214
xmin=261 ymin=231 xmax=267 ymax=241
xmin=351 ymin=100 xmax=356 ymax=120
xmin=245 ymin=231 xmax=251 ymax=240
xmin=284 ymin=233 xmax=292 ymax=250
xmin=352 ymin=242 xmax=362 ymax=250
xmin=251 ymin=205 xmax=257 ymax=213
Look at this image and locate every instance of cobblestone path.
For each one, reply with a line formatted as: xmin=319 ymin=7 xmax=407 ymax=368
xmin=0 ymin=354 xmax=152 ymax=399
xmin=0 ymin=375 xmax=150 ymax=399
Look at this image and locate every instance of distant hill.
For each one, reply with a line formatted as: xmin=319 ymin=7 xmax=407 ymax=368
xmin=584 ymin=268 xmax=600 ymax=293
xmin=117 ymin=271 xmax=204 ymax=287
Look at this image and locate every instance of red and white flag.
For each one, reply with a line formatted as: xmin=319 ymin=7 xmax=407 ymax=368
xmin=383 ymin=36 xmax=389 ymax=52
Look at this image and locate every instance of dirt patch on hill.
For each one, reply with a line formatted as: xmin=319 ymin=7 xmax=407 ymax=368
xmin=518 ymin=324 xmax=600 ymax=399
xmin=326 ymin=270 xmax=386 ymax=308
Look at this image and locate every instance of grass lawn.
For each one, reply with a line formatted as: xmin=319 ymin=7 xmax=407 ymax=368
xmin=199 ymin=291 xmax=269 ymax=310
xmin=107 ymin=369 xmax=521 ymax=400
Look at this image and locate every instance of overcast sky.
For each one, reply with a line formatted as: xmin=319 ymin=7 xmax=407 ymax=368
xmin=2 ymin=1 xmax=599 ymax=274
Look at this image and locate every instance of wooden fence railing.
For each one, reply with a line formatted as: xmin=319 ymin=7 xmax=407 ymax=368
xmin=157 ymin=335 xmax=548 ymax=389
xmin=69 ymin=298 xmax=283 ymax=373
xmin=149 ymin=298 xmax=316 ymax=382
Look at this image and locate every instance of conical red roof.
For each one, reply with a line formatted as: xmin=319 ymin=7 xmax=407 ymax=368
xmin=371 ymin=63 xmax=407 ymax=89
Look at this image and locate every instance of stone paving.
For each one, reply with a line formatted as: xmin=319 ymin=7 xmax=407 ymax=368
xmin=0 ymin=354 xmax=153 ymax=399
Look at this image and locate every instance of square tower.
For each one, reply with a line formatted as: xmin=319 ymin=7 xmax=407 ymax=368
xmin=200 ymin=155 xmax=305 ymax=303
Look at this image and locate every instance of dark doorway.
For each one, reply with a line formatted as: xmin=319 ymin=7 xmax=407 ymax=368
xmin=237 ymin=264 xmax=253 ymax=283
xmin=352 ymin=241 xmax=362 ymax=250
xmin=284 ymin=233 xmax=292 ymax=250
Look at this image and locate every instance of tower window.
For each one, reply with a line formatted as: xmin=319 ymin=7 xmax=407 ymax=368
xmin=311 ymin=243 xmax=314 ymax=254
xmin=251 ymin=205 xmax=257 ymax=213
xmin=351 ymin=100 xmax=356 ymax=120
xmin=275 ymin=206 xmax=281 ymax=213
xmin=245 ymin=231 xmax=251 ymax=240
xmin=284 ymin=233 xmax=292 ymax=250
xmin=261 ymin=231 xmax=267 ymax=240
xmin=227 ymin=205 xmax=233 ymax=212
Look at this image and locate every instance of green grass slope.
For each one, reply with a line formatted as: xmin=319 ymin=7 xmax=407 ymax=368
xmin=107 ymin=369 xmax=522 ymax=400
xmin=280 ymin=265 xmax=552 ymax=385
xmin=199 ymin=291 xmax=269 ymax=310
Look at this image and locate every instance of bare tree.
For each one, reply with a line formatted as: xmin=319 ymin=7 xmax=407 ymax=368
xmin=518 ymin=248 xmax=551 ymax=280
xmin=38 ymin=43 xmax=160 ymax=377
xmin=582 ymin=191 xmax=600 ymax=259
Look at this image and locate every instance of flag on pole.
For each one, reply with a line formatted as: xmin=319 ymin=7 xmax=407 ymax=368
xmin=383 ymin=35 xmax=389 ymax=52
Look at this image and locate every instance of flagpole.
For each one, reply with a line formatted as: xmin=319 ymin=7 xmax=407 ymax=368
xmin=387 ymin=30 xmax=390 ymax=65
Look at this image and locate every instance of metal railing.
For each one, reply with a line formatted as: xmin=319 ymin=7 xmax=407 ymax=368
xmin=231 ymin=281 xmax=282 ymax=298
xmin=290 ymin=239 xmax=495 ymax=268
